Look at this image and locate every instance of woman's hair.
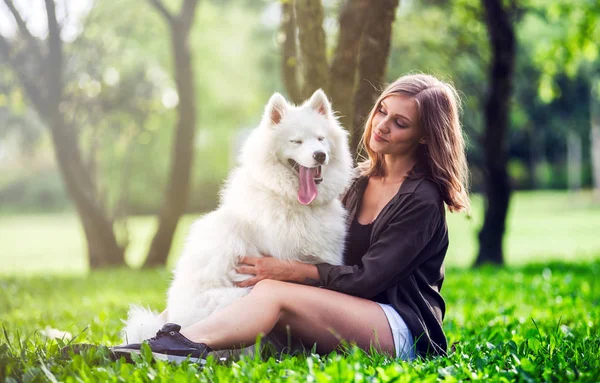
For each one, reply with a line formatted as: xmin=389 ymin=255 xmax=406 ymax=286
xmin=357 ymin=74 xmax=470 ymax=213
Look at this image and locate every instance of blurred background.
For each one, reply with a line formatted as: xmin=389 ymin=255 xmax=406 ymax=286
xmin=0 ymin=0 xmax=598 ymax=275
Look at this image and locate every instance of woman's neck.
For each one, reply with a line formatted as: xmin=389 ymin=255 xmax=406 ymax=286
xmin=380 ymin=154 xmax=417 ymax=183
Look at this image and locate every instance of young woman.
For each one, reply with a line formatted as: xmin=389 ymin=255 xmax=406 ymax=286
xmin=112 ymin=74 xmax=470 ymax=362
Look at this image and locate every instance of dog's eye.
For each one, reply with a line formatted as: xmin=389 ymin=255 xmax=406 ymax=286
xmin=290 ymin=139 xmax=303 ymax=144
xmin=317 ymin=137 xmax=325 ymax=142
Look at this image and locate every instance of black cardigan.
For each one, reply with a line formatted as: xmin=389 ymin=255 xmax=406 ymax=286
xmin=308 ymin=168 xmax=449 ymax=358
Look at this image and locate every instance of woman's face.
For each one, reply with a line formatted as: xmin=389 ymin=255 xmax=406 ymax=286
xmin=369 ymin=94 xmax=424 ymax=158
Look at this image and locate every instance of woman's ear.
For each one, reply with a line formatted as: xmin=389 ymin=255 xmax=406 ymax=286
xmin=419 ymin=137 xmax=427 ymax=145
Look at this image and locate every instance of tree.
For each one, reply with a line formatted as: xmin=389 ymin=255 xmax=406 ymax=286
xmin=474 ymin=0 xmax=516 ymax=266
xmin=142 ymin=0 xmax=200 ymax=268
xmin=280 ymin=0 xmax=399 ymax=155
xmin=0 ymin=0 xmax=125 ymax=268
xmin=350 ymin=0 xmax=399 ymax=154
xmin=0 ymin=0 xmax=201 ymax=269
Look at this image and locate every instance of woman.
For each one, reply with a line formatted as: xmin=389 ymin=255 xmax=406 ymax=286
xmin=112 ymin=74 xmax=470 ymax=362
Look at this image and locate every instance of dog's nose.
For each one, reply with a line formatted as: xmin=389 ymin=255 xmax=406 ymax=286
xmin=313 ymin=151 xmax=326 ymax=164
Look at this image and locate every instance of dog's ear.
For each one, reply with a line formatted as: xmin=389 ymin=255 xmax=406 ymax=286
xmin=306 ymin=89 xmax=332 ymax=117
xmin=264 ymin=93 xmax=288 ymax=126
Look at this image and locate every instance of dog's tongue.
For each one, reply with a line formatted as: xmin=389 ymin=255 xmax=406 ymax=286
xmin=298 ymin=166 xmax=318 ymax=205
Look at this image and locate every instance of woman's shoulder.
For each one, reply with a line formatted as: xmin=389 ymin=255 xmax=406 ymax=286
xmin=406 ymin=177 xmax=444 ymax=207
xmin=395 ymin=179 xmax=445 ymax=227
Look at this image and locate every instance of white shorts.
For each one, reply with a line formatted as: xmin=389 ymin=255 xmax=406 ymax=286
xmin=377 ymin=303 xmax=416 ymax=360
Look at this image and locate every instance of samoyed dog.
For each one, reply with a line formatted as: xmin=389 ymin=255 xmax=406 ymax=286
xmin=122 ymin=89 xmax=353 ymax=343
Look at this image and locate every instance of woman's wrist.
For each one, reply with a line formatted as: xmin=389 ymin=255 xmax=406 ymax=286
xmin=290 ymin=262 xmax=320 ymax=283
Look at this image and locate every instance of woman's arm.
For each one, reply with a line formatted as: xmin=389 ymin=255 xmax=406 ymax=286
xmin=314 ymin=194 xmax=443 ymax=298
xmin=235 ymin=256 xmax=320 ymax=287
xmin=236 ymin=193 xmax=443 ymax=294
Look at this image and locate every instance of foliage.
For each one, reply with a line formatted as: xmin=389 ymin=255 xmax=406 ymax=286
xmin=0 ymin=168 xmax=70 ymax=213
xmin=0 ymin=0 xmax=279 ymax=215
xmin=1 ymin=0 xmax=598 ymax=217
xmin=1 ymin=261 xmax=599 ymax=381
xmin=525 ymin=0 xmax=599 ymax=101
xmin=71 ymin=0 xmax=279 ymax=214
xmin=390 ymin=0 xmax=488 ymax=140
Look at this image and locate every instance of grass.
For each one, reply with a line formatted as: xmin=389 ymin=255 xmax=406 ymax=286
xmin=1 ymin=190 xmax=600 ymax=381
xmin=1 ymin=264 xmax=599 ymax=381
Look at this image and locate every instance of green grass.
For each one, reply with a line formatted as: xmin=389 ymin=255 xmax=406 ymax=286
xmin=1 ymin=190 xmax=600 ymax=381
xmin=1 ymin=190 xmax=599 ymax=276
xmin=1 ymin=264 xmax=599 ymax=381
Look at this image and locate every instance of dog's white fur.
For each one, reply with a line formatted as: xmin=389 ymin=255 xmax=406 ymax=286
xmin=122 ymin=90 xmax=353 ymax=344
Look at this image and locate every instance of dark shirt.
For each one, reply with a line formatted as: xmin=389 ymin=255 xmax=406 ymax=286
xmin=345 ymin=207 xmax=390 ymax=305
xmin=344 ymin=217 xmax=373 ymax=268
xmin=308 ymin=165 xmax=449 ymax=358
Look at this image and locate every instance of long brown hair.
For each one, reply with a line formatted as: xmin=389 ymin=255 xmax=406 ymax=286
xmin=358 ymin=74 xmax=470 ymax=213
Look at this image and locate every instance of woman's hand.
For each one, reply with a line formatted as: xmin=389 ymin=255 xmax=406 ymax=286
xmin=235 ymin=256 xmax=319 ymax=287
xmin=235 ymin=256 xmax=294 ymax=287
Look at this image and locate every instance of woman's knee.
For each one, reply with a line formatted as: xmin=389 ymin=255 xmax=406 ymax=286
xmin=250 ymin=280 xmax=302 ymax=316
xmin=250 ymin=279 xmax=286 ymax=298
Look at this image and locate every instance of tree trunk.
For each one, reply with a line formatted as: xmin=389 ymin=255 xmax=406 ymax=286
xmin=144 ymin=0 xmax=199 ymax=267
xmin=351 ymin=0 xmax=399 ymax=156
xmin=295 ymin=0 xmax=328 ymax=98
xmin=528 ymin=124 xmax=546 ymax=189
xmin=280 ymin=0 xmax=302 ymax=104
xmin=567 ymin=130 xmax=582 ymax=192
xmin=1 ymin=0 xmax=125 ymax=268
xmin=328 ymin=0 xmax=370 ymax=133
xmin=475 ymin=0 xmax=516 ymax=266
xmin=48 ymin=115 xmax=125 ymax=267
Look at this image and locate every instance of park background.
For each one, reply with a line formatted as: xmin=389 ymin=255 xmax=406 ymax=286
xmin=0 ymin=0 xmax=599 ymax=381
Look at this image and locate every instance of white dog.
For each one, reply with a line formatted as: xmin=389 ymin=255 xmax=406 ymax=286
xmin=122 ymin=89 xmax=353 ymax=344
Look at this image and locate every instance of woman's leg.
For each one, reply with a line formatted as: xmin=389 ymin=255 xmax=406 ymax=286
xmin=179 ymin=279 xmax=395 ymax=356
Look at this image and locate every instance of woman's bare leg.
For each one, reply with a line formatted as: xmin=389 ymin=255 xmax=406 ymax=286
xmin=179 ymin=279 xmax=395 ymax=355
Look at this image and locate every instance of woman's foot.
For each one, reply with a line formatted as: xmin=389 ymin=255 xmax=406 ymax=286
xmin=111 ymin=323 xmax=213 ymax=364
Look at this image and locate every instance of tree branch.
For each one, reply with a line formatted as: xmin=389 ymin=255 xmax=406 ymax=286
xmin=0 ymin=34 xmax=46 ymax=116
xmin=0 ymin=33 xmax=11 ymax=59
xmin=3 ymin=0 xmax=43 ymax=62
xmin=147 ymin=0 xmax=175 ymax=24
xmin=44 ymin=0 xmax=63 ymax=111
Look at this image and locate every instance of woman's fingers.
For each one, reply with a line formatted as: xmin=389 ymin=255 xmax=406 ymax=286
xmin=235 ymin=265 xmax=254 ymax=274
xmin=235 ymin=257 xmax=264 ymax=284
xmin=239 ymin=256 xmax=260 ymax=266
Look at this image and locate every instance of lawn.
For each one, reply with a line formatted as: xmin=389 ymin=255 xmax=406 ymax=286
xmin=1 ymin=190 xmax=599 ymax=381
xmin=1 ymin=263 xmax=599 ymax=381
